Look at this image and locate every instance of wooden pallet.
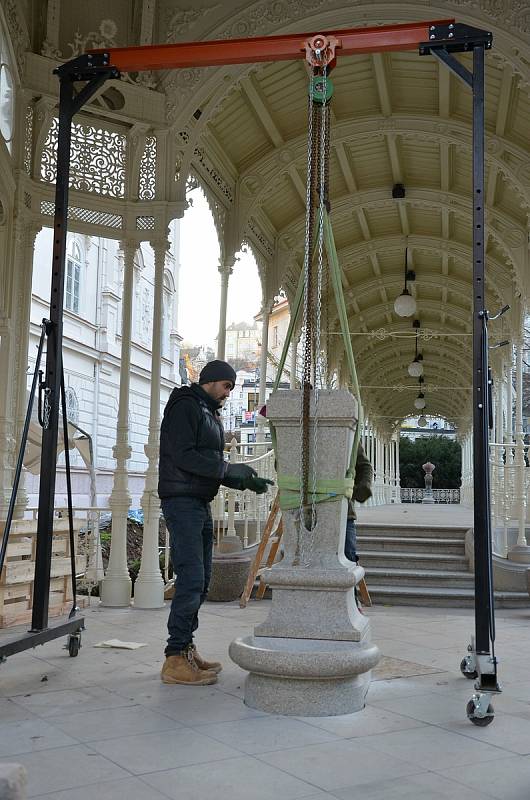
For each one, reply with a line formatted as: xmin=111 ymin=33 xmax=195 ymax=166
xmin=0 ymin=519 xmax=87 ymax=628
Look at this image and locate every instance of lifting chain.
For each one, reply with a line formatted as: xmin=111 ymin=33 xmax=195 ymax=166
xmin=296 ymin=66 xmax=331 ymax=566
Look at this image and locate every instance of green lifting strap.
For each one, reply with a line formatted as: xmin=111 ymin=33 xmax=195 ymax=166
xmin=277 ymin=474 xmax=354 ymax=511
xmin=323 ymin=208 xmax=364 ymax=481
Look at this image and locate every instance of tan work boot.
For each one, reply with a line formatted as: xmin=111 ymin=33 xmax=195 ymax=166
xmin=190 ymin=643 xmax=223 ymax=674
xmin=161 ymin=649 xmax=218 ymax=685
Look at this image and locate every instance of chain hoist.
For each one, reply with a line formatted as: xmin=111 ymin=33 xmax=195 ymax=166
xmin=296 ymin=66 xmax=333 ymax=565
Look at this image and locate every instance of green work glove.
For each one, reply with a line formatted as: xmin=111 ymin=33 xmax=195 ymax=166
xmin=223 ymin=463 xmax=257 ymax=490
xmin=244 ymin=476 xmax=274 ymax=495
xmin=353 ymin=482 xmax=372 ymax=503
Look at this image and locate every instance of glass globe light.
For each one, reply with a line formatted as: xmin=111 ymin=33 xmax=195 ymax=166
xmin=414 ymin=394 xmax=426 ymax=410
xmin=417 ymin=414 xmax=427 ymax=427
xmin=408 ymin=359 xmax=424 ymax=378
xmin=394 ymin=289 xmax=417 ymax=317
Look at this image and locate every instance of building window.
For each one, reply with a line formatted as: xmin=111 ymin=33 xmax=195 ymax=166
xmin=273 ymin=326 xmax=279 ymax=348
xmin=65 ymin=244 xmax=81 ymax=313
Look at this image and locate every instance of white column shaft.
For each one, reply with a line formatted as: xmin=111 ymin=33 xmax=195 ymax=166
xmin=100 ymin=241 xmax=135 ymax=606
xmin=135 ymin=239 xmax=168 ymax=608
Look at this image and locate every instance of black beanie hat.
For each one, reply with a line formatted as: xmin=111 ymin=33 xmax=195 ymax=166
xmin=199 ymin=360 xmax=236 ymax=388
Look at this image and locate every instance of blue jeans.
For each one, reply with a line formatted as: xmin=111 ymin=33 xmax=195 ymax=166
xmin=345 ymin=517 xmax=358 ymax=563
xmin=161 ymin=496 xmax=214 ymax=656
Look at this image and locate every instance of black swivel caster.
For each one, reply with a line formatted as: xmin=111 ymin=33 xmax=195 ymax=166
xmin=67 ymin=632 xmax=81 ymax=657
xmin=466 ymin=698 xmax=494 ymax=726
xmin=460 ymin=657 xmax=478 ymax=680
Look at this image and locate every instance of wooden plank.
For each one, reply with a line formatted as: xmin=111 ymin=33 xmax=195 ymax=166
xmin=357 ymin=576 xmax=372 ymax=607
xmin=1 ymin=555 xmax=84 ymax=585
xmin=256 ymin=520 xmax=283 ymax=600
xmin=239 ymin=495 xmax=280 ymax=608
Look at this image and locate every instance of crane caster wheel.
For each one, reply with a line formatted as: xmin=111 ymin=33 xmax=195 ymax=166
xmin=466 ymin=699 xmax=494 ymax=726
xmin=67 ymin=633 xmax=81 ymax=657
xmin=460 ymin=657 xmax=477 ymax=679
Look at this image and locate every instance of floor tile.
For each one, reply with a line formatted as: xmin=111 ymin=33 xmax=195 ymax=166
xmin=31 ymin=775 xmax=170 ymax=800
xmin=193 ymin=714 xmax=340 ymax=754
xmin=51 ymin=704 xmax=183 ymax=742
xmin=297 ymin=704 xmax=425 ymax=738
xmin=140 ymin=754 xmax=330 ymax=800
xmin=13 ymin=744 xmax=129 ymax=797
xmin=257 ymin=739 xmax=421 ymax=791
xmin=440 ymin=711 xmax=530 ymax=755
xmin=331 ymin=770 xmax=495 ymax=799
xmin=0 ymin=717 xmax=79 ymax=757
xmin=435 ymin=754 xmax=530 ymax=799
xmin=360 ymin=724 xmax=511 ymax=769
xmin=89 ymin=728 xmax=241 ymax=774
xmin=10 ymin=685 xmax=133 ymax=718
xmin=371 ymin=690 xmax=470 ymax=724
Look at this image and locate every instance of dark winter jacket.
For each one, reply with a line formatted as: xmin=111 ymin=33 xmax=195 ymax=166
xmin=347 ymin=444 xmax=373 ymax=519
xmin=158 ymin=383 xmax=227 ymax=502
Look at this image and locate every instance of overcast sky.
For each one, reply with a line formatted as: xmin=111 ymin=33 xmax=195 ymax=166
xmin=178 ymin=189 xmax=262 ymax=347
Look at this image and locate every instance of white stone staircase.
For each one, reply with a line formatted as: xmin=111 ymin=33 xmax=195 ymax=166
xmin=357 ymin=521 xmax=530 ymax=607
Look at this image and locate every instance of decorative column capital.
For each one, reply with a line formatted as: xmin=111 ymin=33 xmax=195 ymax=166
xmin=218 ymin=261 xmax=234 ymax=278
xmin=149 ymin=236 xmax=170 ymax=256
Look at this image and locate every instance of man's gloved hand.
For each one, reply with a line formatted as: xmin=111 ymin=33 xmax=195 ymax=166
xmin=245 ymin=476 xmax=274 ymax=495
xmin=222 ymin=463 xmax=257 ymax=490
xmin=353 ymin=482 xmax=372 ymax=503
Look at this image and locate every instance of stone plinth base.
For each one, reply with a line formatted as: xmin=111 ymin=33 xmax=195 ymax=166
xmin=230 ymin=634 xmax=379 ymax=716
xmin=207 ymin=552 xmax=251 ymax=602
xmin=508 ymin=545 xmax=530 ymax=564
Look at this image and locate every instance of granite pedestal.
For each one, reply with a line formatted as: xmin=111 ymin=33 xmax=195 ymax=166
xmin=229 ymin=390 xmax=380 ymax=716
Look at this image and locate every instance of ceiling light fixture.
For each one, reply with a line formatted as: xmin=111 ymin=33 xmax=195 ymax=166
xmin=417 ymin=414 xmax=428 ymax=427
xmin=393 ymin=246 xmax=417 ymax=317
xmin=407 ymin=319 xmax=424 ymax=377
xmin=414 ymin=376 xmax=426 ymax=410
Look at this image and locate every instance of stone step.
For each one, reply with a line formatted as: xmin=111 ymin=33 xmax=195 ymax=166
xmin=359 ymin=550 xmax=470 ymax=572
xmin=356 ymin=523 xmax=469 ymax=540
xmin=356 ymin=535 xmax=465 ymax=555
xmin=365 ymin=566 xmax=474 ymax=589
xmin=367 ymin=584 xmax=530 ymax=608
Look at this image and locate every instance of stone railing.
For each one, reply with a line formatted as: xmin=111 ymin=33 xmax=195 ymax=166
xmin=400 ymin=487 xmax=461 ymax=504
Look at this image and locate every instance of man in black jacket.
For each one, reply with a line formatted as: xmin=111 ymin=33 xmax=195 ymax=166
xmin=158 ymin=359 xmax=272 ymax=685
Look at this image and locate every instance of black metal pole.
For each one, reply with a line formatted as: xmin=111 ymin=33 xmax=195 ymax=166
xmin=471 ymin=44 xmax=493 ymax=657
xmin=31 ymin=78 xmax=75 ymax=631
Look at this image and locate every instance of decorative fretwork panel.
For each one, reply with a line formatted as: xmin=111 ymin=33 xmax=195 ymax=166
xmin=247 ymin=218 xmax=274 ymax=258
xmin=138 ymin=135 xmax=157 ymax=200
xmin=136 ymin=216 xmax=155 ymax=230
xmin=41 ymin=117 xmax=126 ymax=198
xmin=40 ymin=201 xmax=123 ymax=229
xmin=24 ymin=105 xmax=33 ymax=174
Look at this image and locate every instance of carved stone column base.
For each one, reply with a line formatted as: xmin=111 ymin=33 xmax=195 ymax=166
xmin=100 ymin=575 xmax=132 ymax=607
xmin=230 ymin=635 xmax=379 ymax=716
xmin=507 ymin=544 xmax=530 ymax=564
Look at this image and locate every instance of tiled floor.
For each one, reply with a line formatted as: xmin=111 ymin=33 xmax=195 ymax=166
xmin=2 ymin=596 xmax=530 ymax=799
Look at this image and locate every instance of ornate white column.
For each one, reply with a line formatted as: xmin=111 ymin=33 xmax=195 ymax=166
xmin=257 ymin=301 xmax=272 ymax=444
xmin=100 ymin=241 xmax=135 ymax=606
xmin=216 ymin=261 xmax=233 ymax=360
xmin=135 ymin=238 xmax=169 ymax=607
xmin=508 ymin=339 xmax=530 ymax=561
xmin=0 ymin=217 xmax=41 ymax=519
xmin=492 ymin=368 xmax=505 ymax=528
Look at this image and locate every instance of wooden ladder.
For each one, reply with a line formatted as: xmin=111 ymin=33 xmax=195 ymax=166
xmin=240 ymin=495 xmax=283 ymax=608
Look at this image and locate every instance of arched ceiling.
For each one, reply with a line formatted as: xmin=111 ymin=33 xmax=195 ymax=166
xmin=166 ymin=6 xmax=528 ymax=430
xmin=22 ymin=0 xmax=530 ymax=431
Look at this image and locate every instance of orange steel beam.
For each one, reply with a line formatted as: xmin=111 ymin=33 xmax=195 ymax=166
xmin=90 ymin=19 xmax=454 ymax=73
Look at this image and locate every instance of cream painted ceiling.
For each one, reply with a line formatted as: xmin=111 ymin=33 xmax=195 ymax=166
xmin=19 ymin=0 xmax=530 ymax=431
